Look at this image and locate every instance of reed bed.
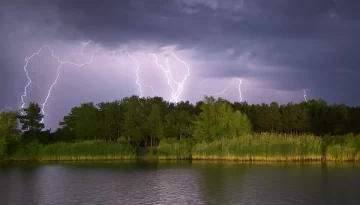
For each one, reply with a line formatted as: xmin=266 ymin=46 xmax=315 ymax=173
xmin=191 ymin=133 xmax=323 ymax=161
xmin=155 ymin=138 xmax=193 ymax=160
xmin=325 ymin=134 xmax=360 ymax=161
xmin=8 ymin=140 xmax=137 ymax=161
xmin=5 ymin=133 xmax=360 ymax=162
xmin=156 ymin=133 xmax=323 ymax=161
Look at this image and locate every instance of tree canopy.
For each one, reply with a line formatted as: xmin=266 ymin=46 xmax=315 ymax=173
xmin=0 ymin=95 xmax=359 ymax=157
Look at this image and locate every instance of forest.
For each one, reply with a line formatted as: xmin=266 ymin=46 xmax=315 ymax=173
xmin=1 ymin=95 xmax=360 ymax=161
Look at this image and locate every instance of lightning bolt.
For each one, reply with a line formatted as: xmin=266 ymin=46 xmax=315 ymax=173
xmin=20 ymin=42 xmax=97 ymax=123
xmin=170 ymin=52 xmax=191 ymax=102
xmin=149 ymin=53 xmax=179 ymax=102
xmin=207 ymin=85 xmax=232 ymax=96
xmin=149 ymin=52 xmax=190 ymax=103
xmin=19 ymin=42 xmax=188 ymax=125
xmin=125 ymin=50 xmax=143 ymax=98
xmin=64 ymin=40 xmax=91 ymax=60
xmin=303 ymin=89 xmax=307 ymax=102
xmin=116 ymin=50 xmax=158 ymax=98
xmin=238 ymin=79 xmax=243 ymax=102
xmin=1 ymin=106 xmax=13 ymax=112
xmin=27 ymin=81 xmax=45 ymax=97
xmin=143 ymin=84 xmax=158 ymax=96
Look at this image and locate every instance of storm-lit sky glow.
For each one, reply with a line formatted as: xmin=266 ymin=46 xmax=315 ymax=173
xmin=1 ymin=0 xmax=360 ymax=129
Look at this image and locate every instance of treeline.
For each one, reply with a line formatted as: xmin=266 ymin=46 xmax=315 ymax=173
xmin=56 ymin=96 xmax=359 ymax=142
xmin=0 ymin=95 xmax=360 ymax=161
xmin=234 ymin=99 xmax=360 ymax=135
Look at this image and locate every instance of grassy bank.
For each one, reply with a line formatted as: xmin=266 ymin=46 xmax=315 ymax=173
xmin=325 ymin=134 xmax=360 ymax=161
xmin=6 ymin=140 xmax=137 ymax=161
xmin=3 ymin=133 xmax=360 ymax=162
xmin=156 ymin=133 xmax=360 ymax=162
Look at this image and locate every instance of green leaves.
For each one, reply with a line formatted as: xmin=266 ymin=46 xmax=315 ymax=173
xmin=18 ymin=102 xmax=44 ymax=132
xmin=0 ymin=110 xmax=20 ymax=158
xmin=59 ymin=103 xmax=98 ymax=140
xmin=193 ymin=96 xmax=252 ymax=142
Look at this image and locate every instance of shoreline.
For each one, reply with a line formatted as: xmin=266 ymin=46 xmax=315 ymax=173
xmin=2 ymin=155 xmax=360 ymax=163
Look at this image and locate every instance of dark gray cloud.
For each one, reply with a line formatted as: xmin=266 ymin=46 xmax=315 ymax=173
xmin=1 ymin=0 xmax=360 ymax=128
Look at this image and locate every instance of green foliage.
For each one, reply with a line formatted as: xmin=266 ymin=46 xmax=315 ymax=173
xmin=147 ymin=103 xmax=165 ymax=145
xmin=156 ymin=138 xmax=194 ymax=159
xmin=3 ymin=95 xmax=360 ymax=162
xmin=59 ymin=102 xmax=98 ymax=140
xmin=325 ymin=133 xmax=360 ymax=161
xmin=8 ymin=140 xmax=137 ymax=161
xmin=193 ymin=96 xmax=252 ymax=142
xmin=153 ymin=133 xmax=323 ymax=161
xmin=18 ymin=102 xmax=44 ymax=132
xmin=0 ymin=111 xmax=20 ymax=159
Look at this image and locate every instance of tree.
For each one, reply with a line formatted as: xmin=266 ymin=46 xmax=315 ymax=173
xmin=193 ymin=96 xmax=252 ymax=142
xmin=0 ymin=110 xmax=20 ymax=158
xmin=193 ymin=96 xmax=219 ymax=142
xmin=97 ymin=101 xmax=124 ymax=141
xmin=230 ymin=110 xmax=252 ymax=136
xmin=147 ymin=103 xmax=164 ymax=146
xmin=269 ymin=102 xmax=283 ymax=132
xmin=121 ymin=96 xmax=146 ymax=146
xmin=59 ymin=103 xmax=99 ymax=140
xmin=18 ymin=102 xmax=44 ymax=132
xmin=328 ymin=104 xmax=349 ymax=135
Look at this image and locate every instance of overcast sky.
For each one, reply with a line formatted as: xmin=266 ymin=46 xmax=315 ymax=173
xmin=1 ymin=0 xmax=360 ymax=128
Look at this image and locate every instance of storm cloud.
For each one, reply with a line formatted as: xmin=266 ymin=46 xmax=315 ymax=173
xmin=1 ymin=0 xmax=360 ymax=128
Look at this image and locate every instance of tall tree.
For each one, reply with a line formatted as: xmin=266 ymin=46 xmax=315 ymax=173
xmin=147 ymin=103 xmax=164 ymax=146
xmin=193 ymin=96 xmax=252 ymax=142
xmin=97 ymin=101 xmax=124 ymax=141
xmin=269 ymin=102 xmax=283 ymax=132
xmin=18 ymin=102 xmax=44 ymax=132
xmin=59 ymin=103 xmax=98 ymax=140
xmin=0 ymin=111 xmax=20 ymax=158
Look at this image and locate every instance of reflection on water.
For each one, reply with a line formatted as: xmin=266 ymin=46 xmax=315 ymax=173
xmin=0 ymin=161 xmax=359 ymax=205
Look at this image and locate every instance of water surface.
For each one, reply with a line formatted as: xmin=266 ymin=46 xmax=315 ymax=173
xmin=0 ymin=161 xmax=359 ymax=205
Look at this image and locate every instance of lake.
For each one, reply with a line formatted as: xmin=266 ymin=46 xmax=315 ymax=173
xmin=0 ymin=161 xmax=359 ymax=205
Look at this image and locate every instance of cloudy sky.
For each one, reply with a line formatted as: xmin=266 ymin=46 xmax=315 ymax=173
xmin=1 ymin=0 xmax=360 ymax=128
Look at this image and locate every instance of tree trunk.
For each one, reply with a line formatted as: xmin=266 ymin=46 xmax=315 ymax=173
xmin=151 ymin=136 xmax=153 ymax=147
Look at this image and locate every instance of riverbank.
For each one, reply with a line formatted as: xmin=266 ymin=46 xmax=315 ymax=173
xmin=2 ymin=133 xmax=360 ymax=162
xmin=154 ymin=133 xmax=360 ymax=162
xmin=5 ymin=140 xmax=137 ymax=161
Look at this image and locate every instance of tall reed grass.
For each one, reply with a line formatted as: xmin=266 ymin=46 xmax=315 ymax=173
xmin=156 ymin=133 xmax=324 ymax=161
xmin=7 ymin=140 xmax=137 ymax=161
xmin=5 ymin=133 xmax=360 ymax=162
xmin=154 ymin=138 xmax=193 ymax=160
xmin=325 ymin=134 xmax=360 ymax=161
xmin=191 ymin=133 xmax=323 ymax=161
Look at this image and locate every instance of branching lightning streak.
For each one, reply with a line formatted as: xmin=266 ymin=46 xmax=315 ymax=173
xmin=303 ymin=89 xmax=307 ymax=102
xmin=170 ymin=52 xmax=191 ymax=102
xmin=1 ymin=106 xmax=13 ymax=112
xmin=20 ymin=42 xmax=97 ymax=123
xmin=32 ymin=82 xmax=45 ymax=93
xmin=238 ymin=79 xmax=243 ymax=102
xmin=64 ymin=40 xmax=91 ymax=60
xmin=20 ymin=47 xmax=44 ymax=113
xmin=25 ymin=82 xmax=45 ymax=102
xmin=164 ymin=55 xmax=183 ymax=102
xmin=142 ymin=84 xmax=158 ymax=96
xmin=114 ymin=50 xmax=157 ymax=97
xmin=124 ymin=50 xmax=143 ymax=98
xmin=149 ymin=53 xmax=179 ymax=102
xmin=19 ymin=42 xmax=187 ymax=125
xmin=149 ymin=52 xmax=190 ymax=103
xmin=208 ymin=85 xmax=232 ymax=96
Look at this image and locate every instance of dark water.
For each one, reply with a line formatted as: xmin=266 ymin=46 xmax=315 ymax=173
xmin=0 ymin=161 xmax=359 ymax=205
